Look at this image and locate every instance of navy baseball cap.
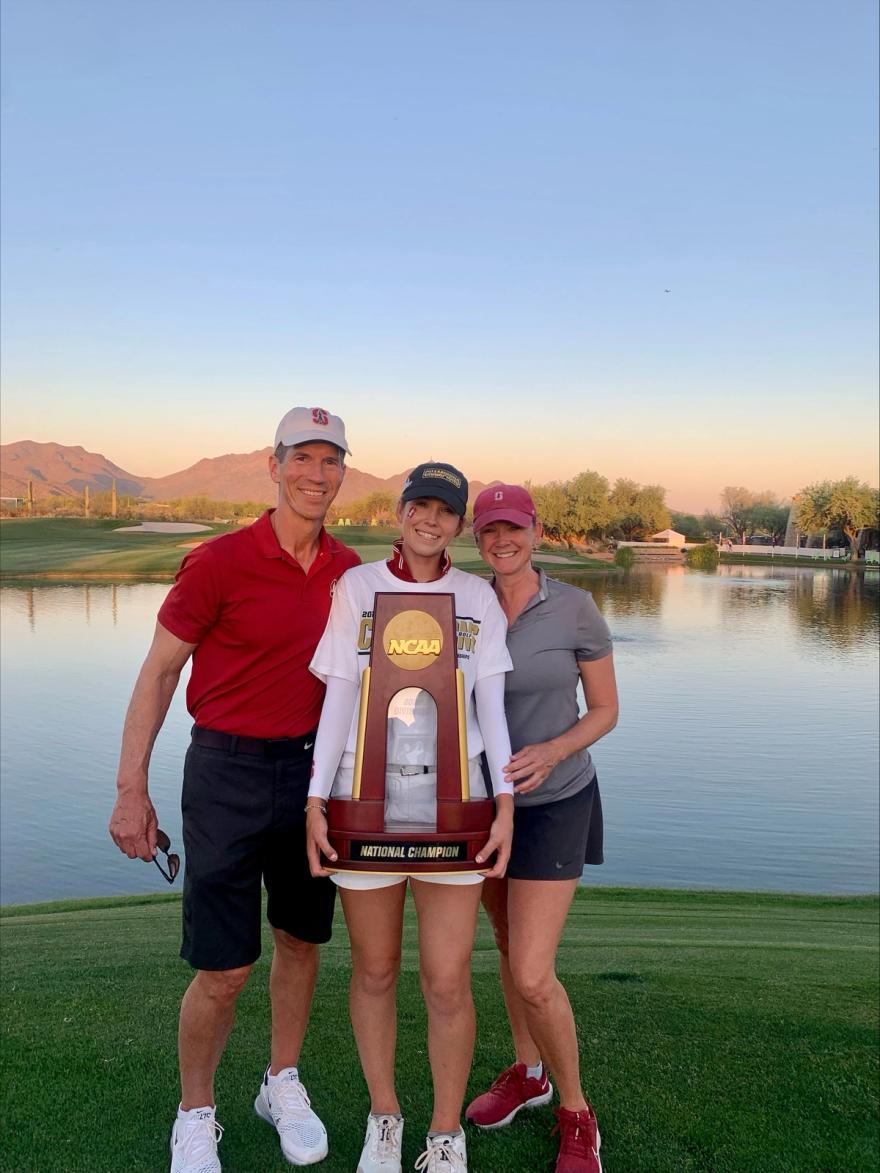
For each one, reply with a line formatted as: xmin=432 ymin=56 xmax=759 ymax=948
xmin=401 ymin=462 xmax=469 ymax=516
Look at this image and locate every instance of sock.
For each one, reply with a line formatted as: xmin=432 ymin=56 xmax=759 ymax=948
xmin=178 ymin=1104 xmax=214 ymax=1120
xmin=267 ymin=1065 xmax=298 ymax=1082
xmin=427 ymin=1129 xmax=464 ymax=1140
xmin=526 ymin=1061 xmax=543 ymax=1080
xmin=372 ymin=1112 xmax=403 ymax=1120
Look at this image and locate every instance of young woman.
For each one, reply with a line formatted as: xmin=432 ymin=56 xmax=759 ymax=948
xmin=466 ymin=484 xmax=619 ymax=1173
xmin=305 ymin=462 xmax=515 ymax=1173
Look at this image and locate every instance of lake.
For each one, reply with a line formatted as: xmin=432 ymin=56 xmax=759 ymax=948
xmin=1 ymin=565 xmax=878 ymax=905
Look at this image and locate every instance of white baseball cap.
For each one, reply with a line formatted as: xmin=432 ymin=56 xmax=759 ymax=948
xmin=273 ymin=407 xmax=352 ymax=456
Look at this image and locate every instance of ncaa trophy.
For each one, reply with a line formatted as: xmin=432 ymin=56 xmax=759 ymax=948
xmin=323 ymin=592 xmax=496 ymax=874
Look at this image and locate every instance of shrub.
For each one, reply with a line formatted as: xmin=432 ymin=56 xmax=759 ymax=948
xmin=686 ymin=543 xmax=720 ymax=570
xmin=614 ymin=546 xmax=635 ymax=569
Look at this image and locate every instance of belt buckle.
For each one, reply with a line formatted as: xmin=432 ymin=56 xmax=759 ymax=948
xmin=399 ymin=765 xmax=428 ymax=776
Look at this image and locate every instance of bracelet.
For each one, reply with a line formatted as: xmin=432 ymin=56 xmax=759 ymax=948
xmin=305 ymin=801 xmax=327 ymax=815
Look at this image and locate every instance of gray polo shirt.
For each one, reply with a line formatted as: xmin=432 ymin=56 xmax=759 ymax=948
xmin=503 ymin=569 xmax=612 ymax=807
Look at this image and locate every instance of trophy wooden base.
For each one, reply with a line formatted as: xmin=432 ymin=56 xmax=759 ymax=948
xmin=324 ymin=797 xmax=496 ymax=874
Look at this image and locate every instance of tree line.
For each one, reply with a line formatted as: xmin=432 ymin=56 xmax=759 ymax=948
xmin=675 ymin=479 xmax=879 ymax=559
xmin=528 ymin=474 xmax=670 ymax=545
xmin=672 ymin=487 xmax=791 ymax=546
xmin=9 ymin=473 xmax=877 ymax=558
xmin=794 ymin=477 xmax=879 ymax=559
xmin=8 ymin=491 xmax=270 ymax=521
xmin=328 ymin=491 xmax=397 ymax=525
xmin=332 ymin=477 xmax=675 ymax=545
xmin=517 ymin=475 xmax=877 ymax=555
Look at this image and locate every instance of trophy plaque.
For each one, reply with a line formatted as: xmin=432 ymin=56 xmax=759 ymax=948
xmin=324 ymin=592 xmax=496 ymax=874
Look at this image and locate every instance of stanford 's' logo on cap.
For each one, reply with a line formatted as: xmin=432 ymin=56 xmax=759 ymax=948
xmin=494 ymin=490 xmax=503 ymax=501
xmin=312 ymin=408 xmax=329 ymax=425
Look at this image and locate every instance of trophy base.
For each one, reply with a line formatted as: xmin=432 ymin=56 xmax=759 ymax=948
xmin=324 ymin=797 xmax=496 ymax=874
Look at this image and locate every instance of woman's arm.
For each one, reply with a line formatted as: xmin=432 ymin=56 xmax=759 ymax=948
xmin=503 ymin=652 xmax=619 ymax=796
xmin=473 ymin=673 xmax=514 ymax=797
xmin=473 ymin=672 xmax=515 ymax=878
xmin=306 ymin=675 xmax=359 ymax=876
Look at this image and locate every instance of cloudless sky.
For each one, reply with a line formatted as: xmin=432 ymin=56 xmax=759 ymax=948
xmin=1 ymin=0 xmax=877 ymax=511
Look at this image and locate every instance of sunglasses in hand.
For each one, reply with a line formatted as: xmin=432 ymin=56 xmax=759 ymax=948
xmin=150 ymin=828 xmax=180 ymax=884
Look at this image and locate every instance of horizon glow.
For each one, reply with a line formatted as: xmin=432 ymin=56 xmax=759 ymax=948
xmin=1 ymin=0 xmax=877 ymax=514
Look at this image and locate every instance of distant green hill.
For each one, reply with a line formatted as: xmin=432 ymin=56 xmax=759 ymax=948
xmin=1 ymin=887 xmax=877 ymax=1172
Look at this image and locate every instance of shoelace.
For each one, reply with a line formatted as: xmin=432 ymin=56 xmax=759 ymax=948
xmin=271 ymin=1076 xmax=312 ymax=1116
xmin=489 ymin=1066 xmax=521 ymax=1093
xmin=552 ymin=1112 xmax=596 ymax=1157
xmin=369 ymin=1116 xmax=404 ymax=1160
xmin=414 ymin=1136 xmax=467 ymax=1172
xmin=177 ymin=1116 xmax=224 ymax=1164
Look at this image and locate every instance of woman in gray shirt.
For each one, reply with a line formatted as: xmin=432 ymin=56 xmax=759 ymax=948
xmin=465 ymin=484 xmax=619 ymax=1173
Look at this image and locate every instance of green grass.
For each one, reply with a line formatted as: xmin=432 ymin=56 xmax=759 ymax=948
xmin=0 ymin=519 xmax=610 ymax=578
xmin=0 ymin=518 xmax=238 ymax=578
xmin=1 ymin=888 xmax=877 ymax=1173
xmin=719 ymin=552 xmax=876 ymax=571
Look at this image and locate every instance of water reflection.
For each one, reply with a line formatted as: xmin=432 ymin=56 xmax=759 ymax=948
xmin=569 ymin=565 xmax=879 ymax=660
xmin=787 ymin=569 xmax=878 ymax=651
xmin=1 ymin=568 xmax=878 ymax=904
xmin=583 ymin=568 xmax=664 ymax=619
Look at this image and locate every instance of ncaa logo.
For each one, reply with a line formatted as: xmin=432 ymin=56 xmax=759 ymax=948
xmin=312 ymin=408 xmax=329 ymax=426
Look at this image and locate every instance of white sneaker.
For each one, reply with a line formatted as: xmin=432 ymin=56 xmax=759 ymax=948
xmin=414 ymin=1132 xmax=467 ymax=1173
xmin=357 ymin=1113 xmax=404 ymax=1173
xmin=254 ymin=1066 xmax=329 ymax=1165
xmin=169 ymin=1107 xmax=223 ymax=1173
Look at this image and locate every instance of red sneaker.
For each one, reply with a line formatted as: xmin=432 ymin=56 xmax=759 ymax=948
xmin=465 ymin=1063 xmax=553 ymax=1129
xmin=553 ymin=1105 xmax=602 ymax=1173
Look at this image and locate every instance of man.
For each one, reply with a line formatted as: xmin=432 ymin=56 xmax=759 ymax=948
xmin=109 ymin=407 xmax=360 ymax=1173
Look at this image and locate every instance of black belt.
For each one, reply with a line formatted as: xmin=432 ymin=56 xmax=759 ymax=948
xmin=191 ymin=725 xmax=316 ymax=759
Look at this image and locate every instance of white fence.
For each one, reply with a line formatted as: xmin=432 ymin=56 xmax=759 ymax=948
xmin=722 ymin=544 xmax=847 ymax=559
xmin=616 ymin=540 xmax=851 ymax=560
xmin=614 ymin=544 xmax=699 ymax=553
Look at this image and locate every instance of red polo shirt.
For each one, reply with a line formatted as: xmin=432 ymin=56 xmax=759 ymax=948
xmin=158 ymin=511 xmax=360 ymax=738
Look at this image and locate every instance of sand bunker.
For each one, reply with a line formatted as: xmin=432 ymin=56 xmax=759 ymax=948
xmin=114 ymin=522 xmax=213 ymax=534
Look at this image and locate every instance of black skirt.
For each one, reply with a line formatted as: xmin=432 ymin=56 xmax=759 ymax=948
xmin=505 ymin=776 xmax=603 ymax=881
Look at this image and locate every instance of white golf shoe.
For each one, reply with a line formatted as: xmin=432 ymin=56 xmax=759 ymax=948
xmin=357 ymin=1113 xmax=404 ymax=1173
xmin=414 ymin=1131 xmax=467 ymax=1172
xmin=254 ymin=1066 xmax=329 ymax=1165
xmin=169 ymin=1106 xmax=223 ymax=1173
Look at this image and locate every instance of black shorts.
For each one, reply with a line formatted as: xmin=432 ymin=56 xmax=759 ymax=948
xmin=180 ymin=734 xmax=337 ymax=970
xmin=506 ymin=776 xmax=604 ymax=881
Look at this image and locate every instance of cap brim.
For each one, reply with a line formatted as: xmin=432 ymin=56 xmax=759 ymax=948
xmin=276 ymin=429 xmax=351 ymax=456
xmin=401 ymin=484 xmax=466 ymax=516
xmin=473 ymin=507 xmax=535 ymax=532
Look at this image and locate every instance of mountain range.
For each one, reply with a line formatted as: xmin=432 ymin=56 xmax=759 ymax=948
xmin=0 ymin=441 xmax=489 ymax=508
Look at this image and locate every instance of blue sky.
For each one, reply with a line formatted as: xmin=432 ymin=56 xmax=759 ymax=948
xmin=1 ymin=0 xmax=877 ymax=511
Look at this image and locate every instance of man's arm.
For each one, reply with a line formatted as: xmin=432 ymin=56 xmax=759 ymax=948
xmin=108 ymin=621 xmax=197 ymax=862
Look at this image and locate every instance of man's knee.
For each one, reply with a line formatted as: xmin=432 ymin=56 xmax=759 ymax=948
xmin=192 ymin=964 xmax=252 ymax=1004
xmin=272 ymin=927 xmax=319 ymax=965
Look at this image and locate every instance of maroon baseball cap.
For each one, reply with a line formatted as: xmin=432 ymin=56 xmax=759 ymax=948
xmin=472 ymin=484 xmax=537 ymax=532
